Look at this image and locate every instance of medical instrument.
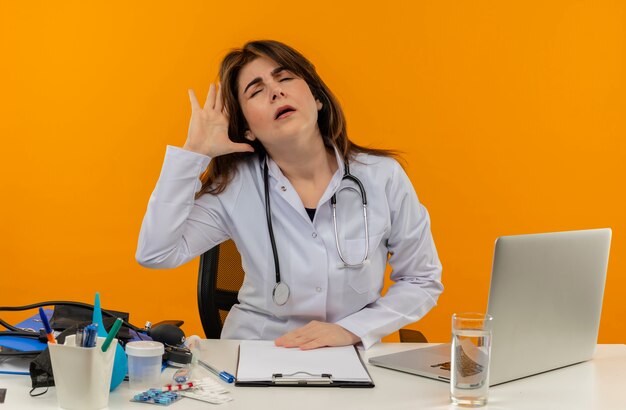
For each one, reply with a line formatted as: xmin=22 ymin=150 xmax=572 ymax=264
xmin=0 ymin=300 xmax=180 ymax=358
xmin=101 ymin=318 xmax=123 ymax=352
xmin=197 ymin=359 xmax=236 ymax=383
xmin=263 ymin=158 xmax=370 ymax=305
xmin=149 ymin=323 xmax=186 ymax=346
xmin=173 ymin=368 xmax=191 ymax=383
xmin=0 ymin=301 xmax=141 ymax=332
xmin=263 ymin=160 xmax=290 ymax=306
xmin=164 ymin=345 xmax=192 ymax=367
xmin=331 ymin=161 xmax=369 ymax=267
xmin=92 ymin=291 xmax=127 ymax=391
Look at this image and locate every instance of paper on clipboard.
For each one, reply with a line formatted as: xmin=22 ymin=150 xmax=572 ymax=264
xmin=236 ymin=341 xmax=372 ymax=384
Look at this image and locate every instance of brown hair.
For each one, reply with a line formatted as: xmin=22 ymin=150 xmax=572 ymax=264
xmin=197 ymin=40 xmax=399 ymax=197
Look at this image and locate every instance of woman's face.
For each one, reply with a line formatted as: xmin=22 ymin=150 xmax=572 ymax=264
xmin=237 ymin=56 xmax=322 ymax=150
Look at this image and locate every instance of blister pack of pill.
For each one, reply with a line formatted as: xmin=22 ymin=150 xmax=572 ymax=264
xmin=131 ymin=389 xmax=182 ymax=406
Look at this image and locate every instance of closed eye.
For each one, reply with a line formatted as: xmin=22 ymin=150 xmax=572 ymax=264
xmin=250 ymin=88 xmax=262 ymax=98
xmin=280 ymin=77 xmax=293 ymax=82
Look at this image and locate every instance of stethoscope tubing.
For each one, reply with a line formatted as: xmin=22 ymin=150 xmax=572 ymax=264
xmin=264 ymin=160 xmax=290 ymax=306
xmin=332 ymin=186 xmax=369 ymax=267
xmin=264 ymin=160 xmax=282 ymax=286
xmin=263 ymin=156 xmax=369 ymax=305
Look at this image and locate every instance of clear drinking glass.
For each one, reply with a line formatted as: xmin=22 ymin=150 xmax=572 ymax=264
xmin=450 ymin=312 xmax=493 ymax=407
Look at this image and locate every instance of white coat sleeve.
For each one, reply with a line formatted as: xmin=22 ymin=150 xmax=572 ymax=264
xmin=335 ymin=161 xmax=444 ymax=349
xmin=135 ymin=146 xmax=230 ymax=269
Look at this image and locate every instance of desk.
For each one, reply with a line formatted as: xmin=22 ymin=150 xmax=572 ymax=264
xmin=1 ymin=342 xmax=625 ymax=409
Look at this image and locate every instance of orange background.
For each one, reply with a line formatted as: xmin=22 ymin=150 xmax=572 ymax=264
xmin=1 ymin=1 xmax=624 ymax=344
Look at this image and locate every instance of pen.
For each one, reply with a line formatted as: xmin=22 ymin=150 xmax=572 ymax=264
xmin=101 ymin=318 xmax=123 ymax=352
xmin=75 ymin=326 xmax=84 ymax=347
xmin=83 ymin=323 xmax=98 ymax=348
xmin=38 ymin=307 xmax=56 ymax=344
xmin=197 ymin=359 xmax=235 ymax=383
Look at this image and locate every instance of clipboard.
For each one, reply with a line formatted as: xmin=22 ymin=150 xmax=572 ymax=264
xmin=234 ymin=341 xmax=374 ymax=388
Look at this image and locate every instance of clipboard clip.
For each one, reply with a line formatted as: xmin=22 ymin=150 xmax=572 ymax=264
xmin=272 ymin=371 xmax=333 ymax=385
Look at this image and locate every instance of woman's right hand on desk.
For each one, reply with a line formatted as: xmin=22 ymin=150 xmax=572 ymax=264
xmin=183 ymin=83 xmax=254 ymax=157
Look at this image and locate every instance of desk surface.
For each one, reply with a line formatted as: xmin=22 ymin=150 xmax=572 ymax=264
xmin=1 ymin=341 xmax=625 ymax=410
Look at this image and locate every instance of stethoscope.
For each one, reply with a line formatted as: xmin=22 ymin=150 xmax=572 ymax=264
xmin=264 ymin=157 xmax=369 ymax=306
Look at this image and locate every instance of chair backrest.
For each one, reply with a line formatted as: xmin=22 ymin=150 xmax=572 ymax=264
xmin=197 ymin=240 xmax=245 ymax=339
xmin=398 ymin=329 xmax=428 ymax=343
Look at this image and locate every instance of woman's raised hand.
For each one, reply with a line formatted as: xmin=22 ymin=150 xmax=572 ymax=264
xmin=183 ymin=83 xmax=254 ymax=157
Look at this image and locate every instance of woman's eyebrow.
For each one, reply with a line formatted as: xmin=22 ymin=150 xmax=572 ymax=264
xmin=243 ymin=66 xmax=287 ymax=94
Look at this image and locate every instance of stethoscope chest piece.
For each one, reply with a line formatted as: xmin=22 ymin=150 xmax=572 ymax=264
xmin=272 ymin=282 xmax=290 ymax=306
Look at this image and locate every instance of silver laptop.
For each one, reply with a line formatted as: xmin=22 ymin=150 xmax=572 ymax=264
xmin=369 ymin=228 xmax=612 ymax=386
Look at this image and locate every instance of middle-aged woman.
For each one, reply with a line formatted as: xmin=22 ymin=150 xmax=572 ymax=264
xmin=136 ymin=40 xmax=443 ymax=350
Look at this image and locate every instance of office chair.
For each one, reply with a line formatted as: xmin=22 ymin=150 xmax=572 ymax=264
xmin=197 ymin=239 xmax=428 ymax=342
xmin=197 ymin=239 xmax=245 ymax=339
xmin=399 ymin=329 xmax=428 ymax=343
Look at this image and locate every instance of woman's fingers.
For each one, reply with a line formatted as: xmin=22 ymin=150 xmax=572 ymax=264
xmin=299 ymin=339 xmax=326 ymax=351
xmin=188 ymin=89 xmax=201 ymax=111
xmin=204 ymin=83 xmax=216 ymax=110
xmin=200 ymin=83 xmax=226 ymax=117
xmin=215 ymin=83 xmax=224 ymax=114
xmin=184 ymin=83 xmax=246 ymax=157
xmin=274 ymin=321 xmax=359 ymax=350
xmin=275 ymin=329 xmax=303 ymax=347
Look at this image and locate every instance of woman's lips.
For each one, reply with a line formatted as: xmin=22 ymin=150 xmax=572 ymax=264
xmin=276 ymin=110 xmax=295 ymax=120
xmin=274 ymin=105 xmax=296 ymax=119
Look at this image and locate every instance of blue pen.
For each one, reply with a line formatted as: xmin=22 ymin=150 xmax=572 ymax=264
xmin=38 ymin=307 xmax=56 ymax=344
xmin=197 ymin=359 xmax=236 ymax=383
xmin=82 ymin=324 xmax=98 ymax=348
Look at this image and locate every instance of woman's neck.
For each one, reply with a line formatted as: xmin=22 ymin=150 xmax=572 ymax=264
xmin=265 ymin=129 xmax=337 ymax=181
xmin=265 ymin=133 xmax=338 ymax=208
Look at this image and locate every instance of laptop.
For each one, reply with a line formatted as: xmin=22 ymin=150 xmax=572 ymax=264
xmin=369 ymin=228 xmax=612 ymax=386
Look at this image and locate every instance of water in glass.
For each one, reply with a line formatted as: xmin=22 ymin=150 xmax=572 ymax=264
xmin=450 ymin=328 xmax=491 ymax=407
